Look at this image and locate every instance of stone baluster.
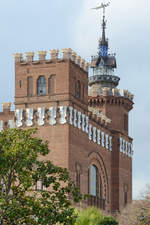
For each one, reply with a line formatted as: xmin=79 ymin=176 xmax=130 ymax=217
xmin=15 ymin=109 xmax=23 ymax=127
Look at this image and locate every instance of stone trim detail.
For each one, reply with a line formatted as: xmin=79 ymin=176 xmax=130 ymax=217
xmin=119 ymin=137 xmax=133 ymax=157
xmin=0 ymin=106 xmax=133 ymax=158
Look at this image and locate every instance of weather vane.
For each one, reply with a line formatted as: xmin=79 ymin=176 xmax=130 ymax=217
xmin=92 ymin=1 xmax=110 ymax=17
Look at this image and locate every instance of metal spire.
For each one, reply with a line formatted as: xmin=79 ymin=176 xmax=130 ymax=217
xmin=89 ymin=1 xmax=119 ymax=93
xmin=92 ymin=1 xmax=110 ymax=56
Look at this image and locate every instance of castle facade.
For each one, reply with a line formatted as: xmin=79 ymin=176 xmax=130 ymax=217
xmin=0 ymin=6 xmax=134 ymax=213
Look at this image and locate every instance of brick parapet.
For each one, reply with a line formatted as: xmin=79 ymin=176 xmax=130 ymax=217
xmin=14 ymin=48 xmax=89 ymax=73
xmin=88 ymin=95 xmax=134 ymax=111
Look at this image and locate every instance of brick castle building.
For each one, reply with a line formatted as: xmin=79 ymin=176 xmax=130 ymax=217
xmin=0 ymin=3 xmax=134 ymax=213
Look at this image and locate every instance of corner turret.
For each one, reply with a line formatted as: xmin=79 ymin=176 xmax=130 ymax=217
xmin=88 ymin=2 xmax=134 ymax=135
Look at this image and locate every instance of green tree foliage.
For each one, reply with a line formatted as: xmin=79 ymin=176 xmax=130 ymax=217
xmin=0 ymin=128 xmax=81 ymax=225
xmin=75 ymin=207 xmax=118 ymax=225
xmin=98 ymin=216 xmax=118 ymax=225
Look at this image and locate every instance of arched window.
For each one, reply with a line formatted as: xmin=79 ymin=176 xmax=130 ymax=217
xmin=48 ymin=74 xmax=56 ymax=95
xmin=75 ymin=80 xmax=81 ymax=98
xmin=37 ymin=76 xmax=46 ymax=96
xmin=90 ymin=165 xmax=98 ymax=196
xmin=27 ymin=76 xmax=33 ymax=96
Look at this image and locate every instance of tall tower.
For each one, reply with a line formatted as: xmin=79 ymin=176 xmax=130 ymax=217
xmin=88 ymin=2 xmax=134 ymax=212
xmin=0 ymin=1 xmax=134 ymax=214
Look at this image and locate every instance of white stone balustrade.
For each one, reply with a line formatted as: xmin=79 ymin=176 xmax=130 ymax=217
xmin=0 ymin=106 xmax=133 ymax=157
xmin=119 ymin=137 xmax=133 ymax=157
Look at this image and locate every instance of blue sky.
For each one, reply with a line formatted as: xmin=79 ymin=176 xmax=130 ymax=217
xmin=0 ymin=0 xmax=149 ymax=199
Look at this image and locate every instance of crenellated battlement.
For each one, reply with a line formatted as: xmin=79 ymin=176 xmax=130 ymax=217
xmin=13 ymin=48 xmax=89 ymax=72
xmin=88 ymin=87 xmax=134 ymax=103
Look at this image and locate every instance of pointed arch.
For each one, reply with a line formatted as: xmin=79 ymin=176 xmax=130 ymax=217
xmin=88 ymin=151 xmax=109 ymax=203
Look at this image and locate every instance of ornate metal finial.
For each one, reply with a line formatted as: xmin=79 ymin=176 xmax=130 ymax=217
xmin=92 ymin=1 xmax=110 ymax=18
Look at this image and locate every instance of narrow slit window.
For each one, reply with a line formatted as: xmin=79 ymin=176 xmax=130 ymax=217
xmin=19 ymin=80 xmax=22 ymax=88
